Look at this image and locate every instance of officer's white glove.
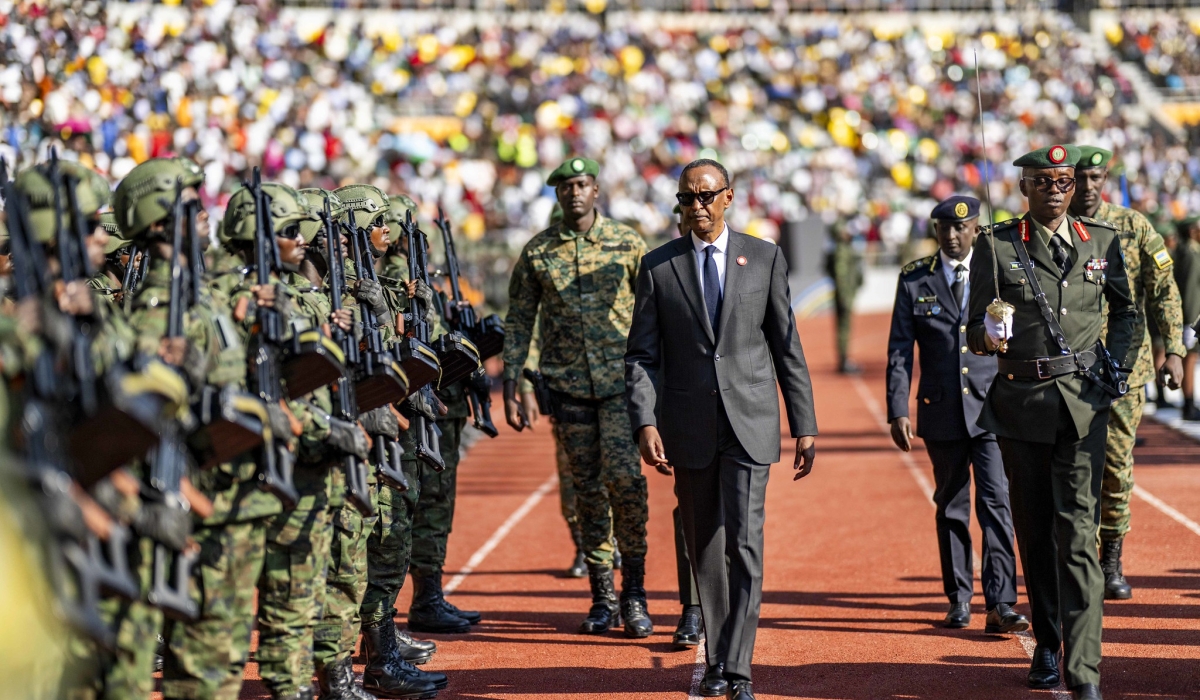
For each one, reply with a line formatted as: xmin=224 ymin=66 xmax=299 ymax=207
xmin=984 ymin=313 xmax=1013 ymax=346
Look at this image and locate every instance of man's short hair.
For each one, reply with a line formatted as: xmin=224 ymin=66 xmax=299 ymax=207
xmin=681 ymin=159 xmax=730 ymax=189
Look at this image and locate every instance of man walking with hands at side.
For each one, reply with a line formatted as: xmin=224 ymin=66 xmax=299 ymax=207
xmin=625 ymin=159 xmax=818 ymax=700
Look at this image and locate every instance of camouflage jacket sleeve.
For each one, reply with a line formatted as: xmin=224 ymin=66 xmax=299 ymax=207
xmin=519 ymin=317 xmax=542 ymax=394
xmin=501 ymin=245 xmax=540 ymax=384
xmin=1137 ymin=216 xmax=1186 ymax=359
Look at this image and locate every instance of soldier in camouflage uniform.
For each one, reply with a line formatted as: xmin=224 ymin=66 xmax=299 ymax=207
xmin=1069 ymin=146 xmax=1185 ymax=601
xmin=114 ymin=158 xmax=279 ymax=700
xmin=502 ymin=157 xmax=652 ymax=638
xmin=1174 ymin=216 xmax=1200 ymax=420
xmin=826 ymin=218 xmax=863 ymax=374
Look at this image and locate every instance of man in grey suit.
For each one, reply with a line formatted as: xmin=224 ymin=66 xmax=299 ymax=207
xmin=625 ymin=159 xmax=818 ymax=700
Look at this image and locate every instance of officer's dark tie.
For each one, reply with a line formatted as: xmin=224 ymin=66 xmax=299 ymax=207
xmin=1050 ymin=234 xmax=1071 ymax=276
xmin=703 ymin=244 xmax=721 ymax=332
xmin=952 ymin=263 xmax=966 ymax=311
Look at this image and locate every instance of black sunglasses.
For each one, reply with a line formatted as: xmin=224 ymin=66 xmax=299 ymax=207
xmin=1022 ymin=176 xmax=1076 ymax=194
xmin=277 ymin=224 xmax=303 ymax=240
xmin=675 ymin=188 xmax=728 ymax=207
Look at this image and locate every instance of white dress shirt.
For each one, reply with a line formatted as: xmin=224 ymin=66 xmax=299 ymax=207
xmin=692 ymin=224 xmax=730 ymax=298
xmin=940 ymin=248 xmax=972 ymax=312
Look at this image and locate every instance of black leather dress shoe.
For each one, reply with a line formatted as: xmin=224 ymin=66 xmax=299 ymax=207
xmin=728 ymin=680 xmax=755 ymax=699
xmin=1028 ymin=645 xmax=1061 ymax=689
xmin=984 ymin=603 xmax=1030 ymax=634
xmin=943 ymin=602 xmax=970 ymax=629
xmin=1071 ymin=683 xmax=1102 ymax=700
xmin=698 ymin=663 xmax=727 ymax=697
xmin=673 ymin=606 xmax=702 ymax=648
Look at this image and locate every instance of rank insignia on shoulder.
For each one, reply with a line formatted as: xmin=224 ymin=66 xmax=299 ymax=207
xmin=1154 ymin=249 xmax=1173 ymax=269
xmin=902 ymin=258 xmax=930 ymax=274
xmin=1085 ymin=258 xmax=1108 ymax=271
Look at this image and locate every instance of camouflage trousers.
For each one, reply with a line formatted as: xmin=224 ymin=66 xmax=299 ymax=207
xmin=409 ymin=417 xmax=464 ymax=577
xmin=1101 ymin=387 xmax=1146 ymax=540
xmin=360 ymin=454 xmax=422 ymax=626
xmin=554 ymin=434 xmax=582 ymax=547
xmin=256 ymin=467 xmax=333 ymax=697
xmin=313 ymin=472 xmax=379 ymax=669
xmin=834 ymin=296 xmax=854 ymax=361
xmin=161 ymin=519 xmax=266 ymax=700
xmin=552 ymin=393 xmax=648 ymax=567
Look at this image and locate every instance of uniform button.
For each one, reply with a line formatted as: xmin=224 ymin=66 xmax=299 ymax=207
xmin=961 ymin=345 xmax=968 ymax=353
xmin=923 ymin=398 xmax=930 ymax=404
xmin=1061 ymin=280 xmax=1068 ymax=288
xmin=960 ymin=325 xmax=966 ymax=333
xmin=963 ymin=387 xmax=970 ymax=394
xmin=710 ymin=390 xmax=718 ymax=396
xmin=961 ymin=367 xmax=969 ymax=374
xmin=1019 ymin=278 xmax=1026 ymax=285
xmin=1060 ymin=308 xmax=1068 ymax=315
xmin=149 ymin=297 xmax=159 ymax=307
xmin=714 ymin=354 xmax=721 ymax=361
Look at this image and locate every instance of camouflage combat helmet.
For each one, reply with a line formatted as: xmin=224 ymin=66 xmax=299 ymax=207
xmin=221 ymin=182 xmax=315 ymax=244
xmin=333 ymin=184 xmax=388 ymax=231
xmin=14 ymin=161 xmax=105 ymax=243
xmin=100 ymin=211 xmax=132 ymax=255
xmin=297 ymin=188 xmax=347 ymax=244
xmin=384 ymin=193 xmax=417 ymax=226
xmin=112 ymin=158 xmax=204 ymax=240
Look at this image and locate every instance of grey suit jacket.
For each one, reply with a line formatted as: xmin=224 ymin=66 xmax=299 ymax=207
xmin=625 ymin=231 xmax=818 ymax=468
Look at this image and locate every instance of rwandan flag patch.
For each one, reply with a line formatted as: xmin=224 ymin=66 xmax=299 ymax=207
xmin=1154 ymin=249 xmax=1173 ymax=269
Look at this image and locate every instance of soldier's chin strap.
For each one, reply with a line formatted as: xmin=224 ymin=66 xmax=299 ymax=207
xmin=1011 ymin=218 xmax=1128 ymax=399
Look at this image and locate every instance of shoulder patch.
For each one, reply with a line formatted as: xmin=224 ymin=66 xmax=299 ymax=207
xmin=1153 ymin=249 xmax=1173 ymax=270
xmin=901 ymin=255 xmax=935 ymax=277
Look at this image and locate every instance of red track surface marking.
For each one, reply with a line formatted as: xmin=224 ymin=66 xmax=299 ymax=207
xmin=201 ymin=312 xmax=1198 ymax=699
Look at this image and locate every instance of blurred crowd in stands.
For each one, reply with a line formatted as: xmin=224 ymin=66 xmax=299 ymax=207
xmin=2 ymin=1 xmax=1198 ymax=292
xmin=1108 ymin=12 xmax=1200 ymax=95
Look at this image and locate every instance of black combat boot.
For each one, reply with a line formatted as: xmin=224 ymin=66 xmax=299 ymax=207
xmin=619 ymin=555 xmax=653 ymax=638
xmin=392 ymin=619 xmax=437 ymax=665
xmin=317 ymin=657 xmax=377 ymax=700
xmin=360 ymin=618 xmax=441 ymax=699
xmin=579 ymin=562 xmax=620 ymax=634
xmin=1101 ymin=537 xmax=1133 ymax=600
xmin=408 ymin=573 xmax=471 ymax=634
xmin=567 ymin=528 xmax=587 ymax=578
xmin=277 ymin=687 xmax=315 ymax=700
xmin=1183 ymin=398 xmax=1200 ymax=421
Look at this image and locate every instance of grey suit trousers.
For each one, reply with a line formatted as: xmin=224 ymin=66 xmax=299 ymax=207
xmin=674 ymin=409 xmax=768 ymax=682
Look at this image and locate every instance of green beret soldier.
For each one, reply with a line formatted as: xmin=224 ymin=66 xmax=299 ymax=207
xmin=502 ymin=156 xmax=653 ymax=638
xmin=967 ymin=144 xmax=1137 ymax=700
xmin=1068 ymin=145 xmax=1185 ymax=600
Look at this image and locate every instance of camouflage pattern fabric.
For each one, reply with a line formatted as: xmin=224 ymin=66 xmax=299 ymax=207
xmin=408 ymin=414 xmax=465 ymax=577
xmin=554 ymin=433 xmax=582 ymax=547
xmin=313 ymin=479 xmax=379 ymax=669
xmin=1175 ymin=238 xmax=1200 ymax=329
xmin=360 ymin=443 xmax=423 ymax=626
xmin=160 ymin=520 xmax=267 ymax=700
xmin=1094 ymin=202 xmax=1184 ymax=541
xmin=94 ymin=540 xmax=161 ymax=700
xmin=552 ymin=393 xmax=648 ymax=566
xmin=503 ymin=213 xmax=647 ymax=400
xmin=826 ymin=239 xmax=862 ymax=361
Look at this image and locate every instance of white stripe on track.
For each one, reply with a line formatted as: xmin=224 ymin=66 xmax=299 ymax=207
xmin=687 ymin=638 xmax=707 ymax=700
xmin=1133 ymin=485 xmax=1200 ymax=538
xmin=443 ymin=472 xmax=558 ymax=596
xmin=851 ymin=377 xmax=1070 ymax=700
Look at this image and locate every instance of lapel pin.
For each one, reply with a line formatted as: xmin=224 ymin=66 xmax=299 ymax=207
xmin=736 ymin=256 xmax=747 ymax=266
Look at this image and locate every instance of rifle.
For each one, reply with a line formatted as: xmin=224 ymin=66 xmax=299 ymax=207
xmin=433 ymin=208 xmax=499 ymax=437
xmin=398 ymin=212 xmax=447 ymax=472
xmin=342 ymin=217 xmax=410 ymax=412
xmin=244 ymin=168 xmax=299 ymax=510
xmin=321 ymin=199 xmax=382 ymax=513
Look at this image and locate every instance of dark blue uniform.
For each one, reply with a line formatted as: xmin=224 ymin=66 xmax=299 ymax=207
xmin=886 ymin=252 xmax=1018 ymax=610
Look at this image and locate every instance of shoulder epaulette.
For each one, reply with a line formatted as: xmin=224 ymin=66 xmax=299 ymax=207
xmin=992 ymin=218 xmax=1018 ymax=230
xmin=1077 ymin=216 xmax=1117 ymax=231
xmin=901 ymin=254 xmax=936 ymax=276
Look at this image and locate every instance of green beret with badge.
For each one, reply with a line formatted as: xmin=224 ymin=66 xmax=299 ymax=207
xmin=333 ymin=184 xmax=388 ymax=231
xmin=1012 ymin=144 xmax=1082 ymax=169
xmin=221 ymin=182 xmax=315 ymax=243
xmin=112 ymin=157 xmax=205 ymax=241
xmin=1075 ymin=146 xmax=1113 ymax=171
xmin=546 ymin=157 xmax=599 ymax=186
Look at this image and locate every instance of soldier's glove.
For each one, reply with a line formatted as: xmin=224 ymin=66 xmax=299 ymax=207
xmin=403 ymin=391 xmax=439 ymax=422
xmin=328 ymin=417 xmax=370 ymax=460
xmin=353 ymin=279 xmax=391 ymax=321
xmin=413 ymin=279 xmax=436 ymax=323
xmin=359 ymin=406 xmax=400 ymax=439
xmin=132 ymin=502 xmax=192 ymax=552
xmin=264 ymin=403 xmax=294 ymax=443
xmin=467 ymin=367 xmax=491 ymax=393
xmin=984 ymin=313 xmax=1013 ymax=345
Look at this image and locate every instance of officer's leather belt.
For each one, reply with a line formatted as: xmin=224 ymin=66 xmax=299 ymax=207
xmin=998 ymin=350 xmax=1097 ymax=380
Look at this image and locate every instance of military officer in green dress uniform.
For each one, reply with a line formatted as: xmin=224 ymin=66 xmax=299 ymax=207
xmin=826 ymin=218 xmax=863 ymax=374
xmin=967 ymin=145 xmax=1137 ymax=700
xmin=1068 ymin=146 xmax=1185 ymax=600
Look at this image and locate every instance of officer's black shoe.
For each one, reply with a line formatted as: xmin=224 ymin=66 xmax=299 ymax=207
xmin=838 ymin=360 xmax=862 ymax=375
xmin=408 ymin=574 xmax=471 ymax=634
xmin=943 ymin=602 xmax=971 ymax=629
xmin=697 ymin=663 xmax=727 ymax=697
xmin=620 ymin=556 xmax=653 ymax=638
xmin=579 ymin=563 xmax=620 ymax=634
xmin=984 ymin=603 xmax=1029 ymax=634
xmin=1071 ymin=683 xmax=1102 ymax=700
xmin=1101 ymin=537 xmax=1133 ymax=600
xmin=567 ymin=549 xmax=587 ymax=578
xmin=1027 ymin=645 xmax=1061 ymax=689
xmin=673 ymin=606 xmax=702 ymax=648
xmin=361 ymin=618 xmax=441 ymax=699
xmin=1183 ymin=400 xmax=1200 ymax=421
xmin=318 ymin=657 xmax=378 ymax=700
xmin=728 ymin=680 xmax=756 ymax=699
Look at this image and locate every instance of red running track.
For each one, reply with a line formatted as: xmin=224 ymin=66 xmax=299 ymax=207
xmin=220 ymin=311 xmax=1199 ymax=699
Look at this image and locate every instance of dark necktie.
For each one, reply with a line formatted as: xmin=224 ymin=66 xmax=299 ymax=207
xmin=703 ymin=244 xmax=721 ymax=332
xmin=952 ymin=264 xmax=966 ymax=311
xmin=1050 ymin=235 xmax=1071 ymax=276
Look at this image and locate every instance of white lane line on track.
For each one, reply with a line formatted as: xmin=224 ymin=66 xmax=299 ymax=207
xmin=444 ymin=472 xmax=558 ymax=596
xmin=851 ymin=376 xmax=1070 ymax=700
xmin=687 ymin=639 xmax=707 ymax=700
xmin=1133 ymin=485 xmax=1200 ymax=538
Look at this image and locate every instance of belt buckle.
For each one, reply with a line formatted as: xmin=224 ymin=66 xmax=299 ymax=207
xmin=1035 ymin=359 xmax=1052 ymax=380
